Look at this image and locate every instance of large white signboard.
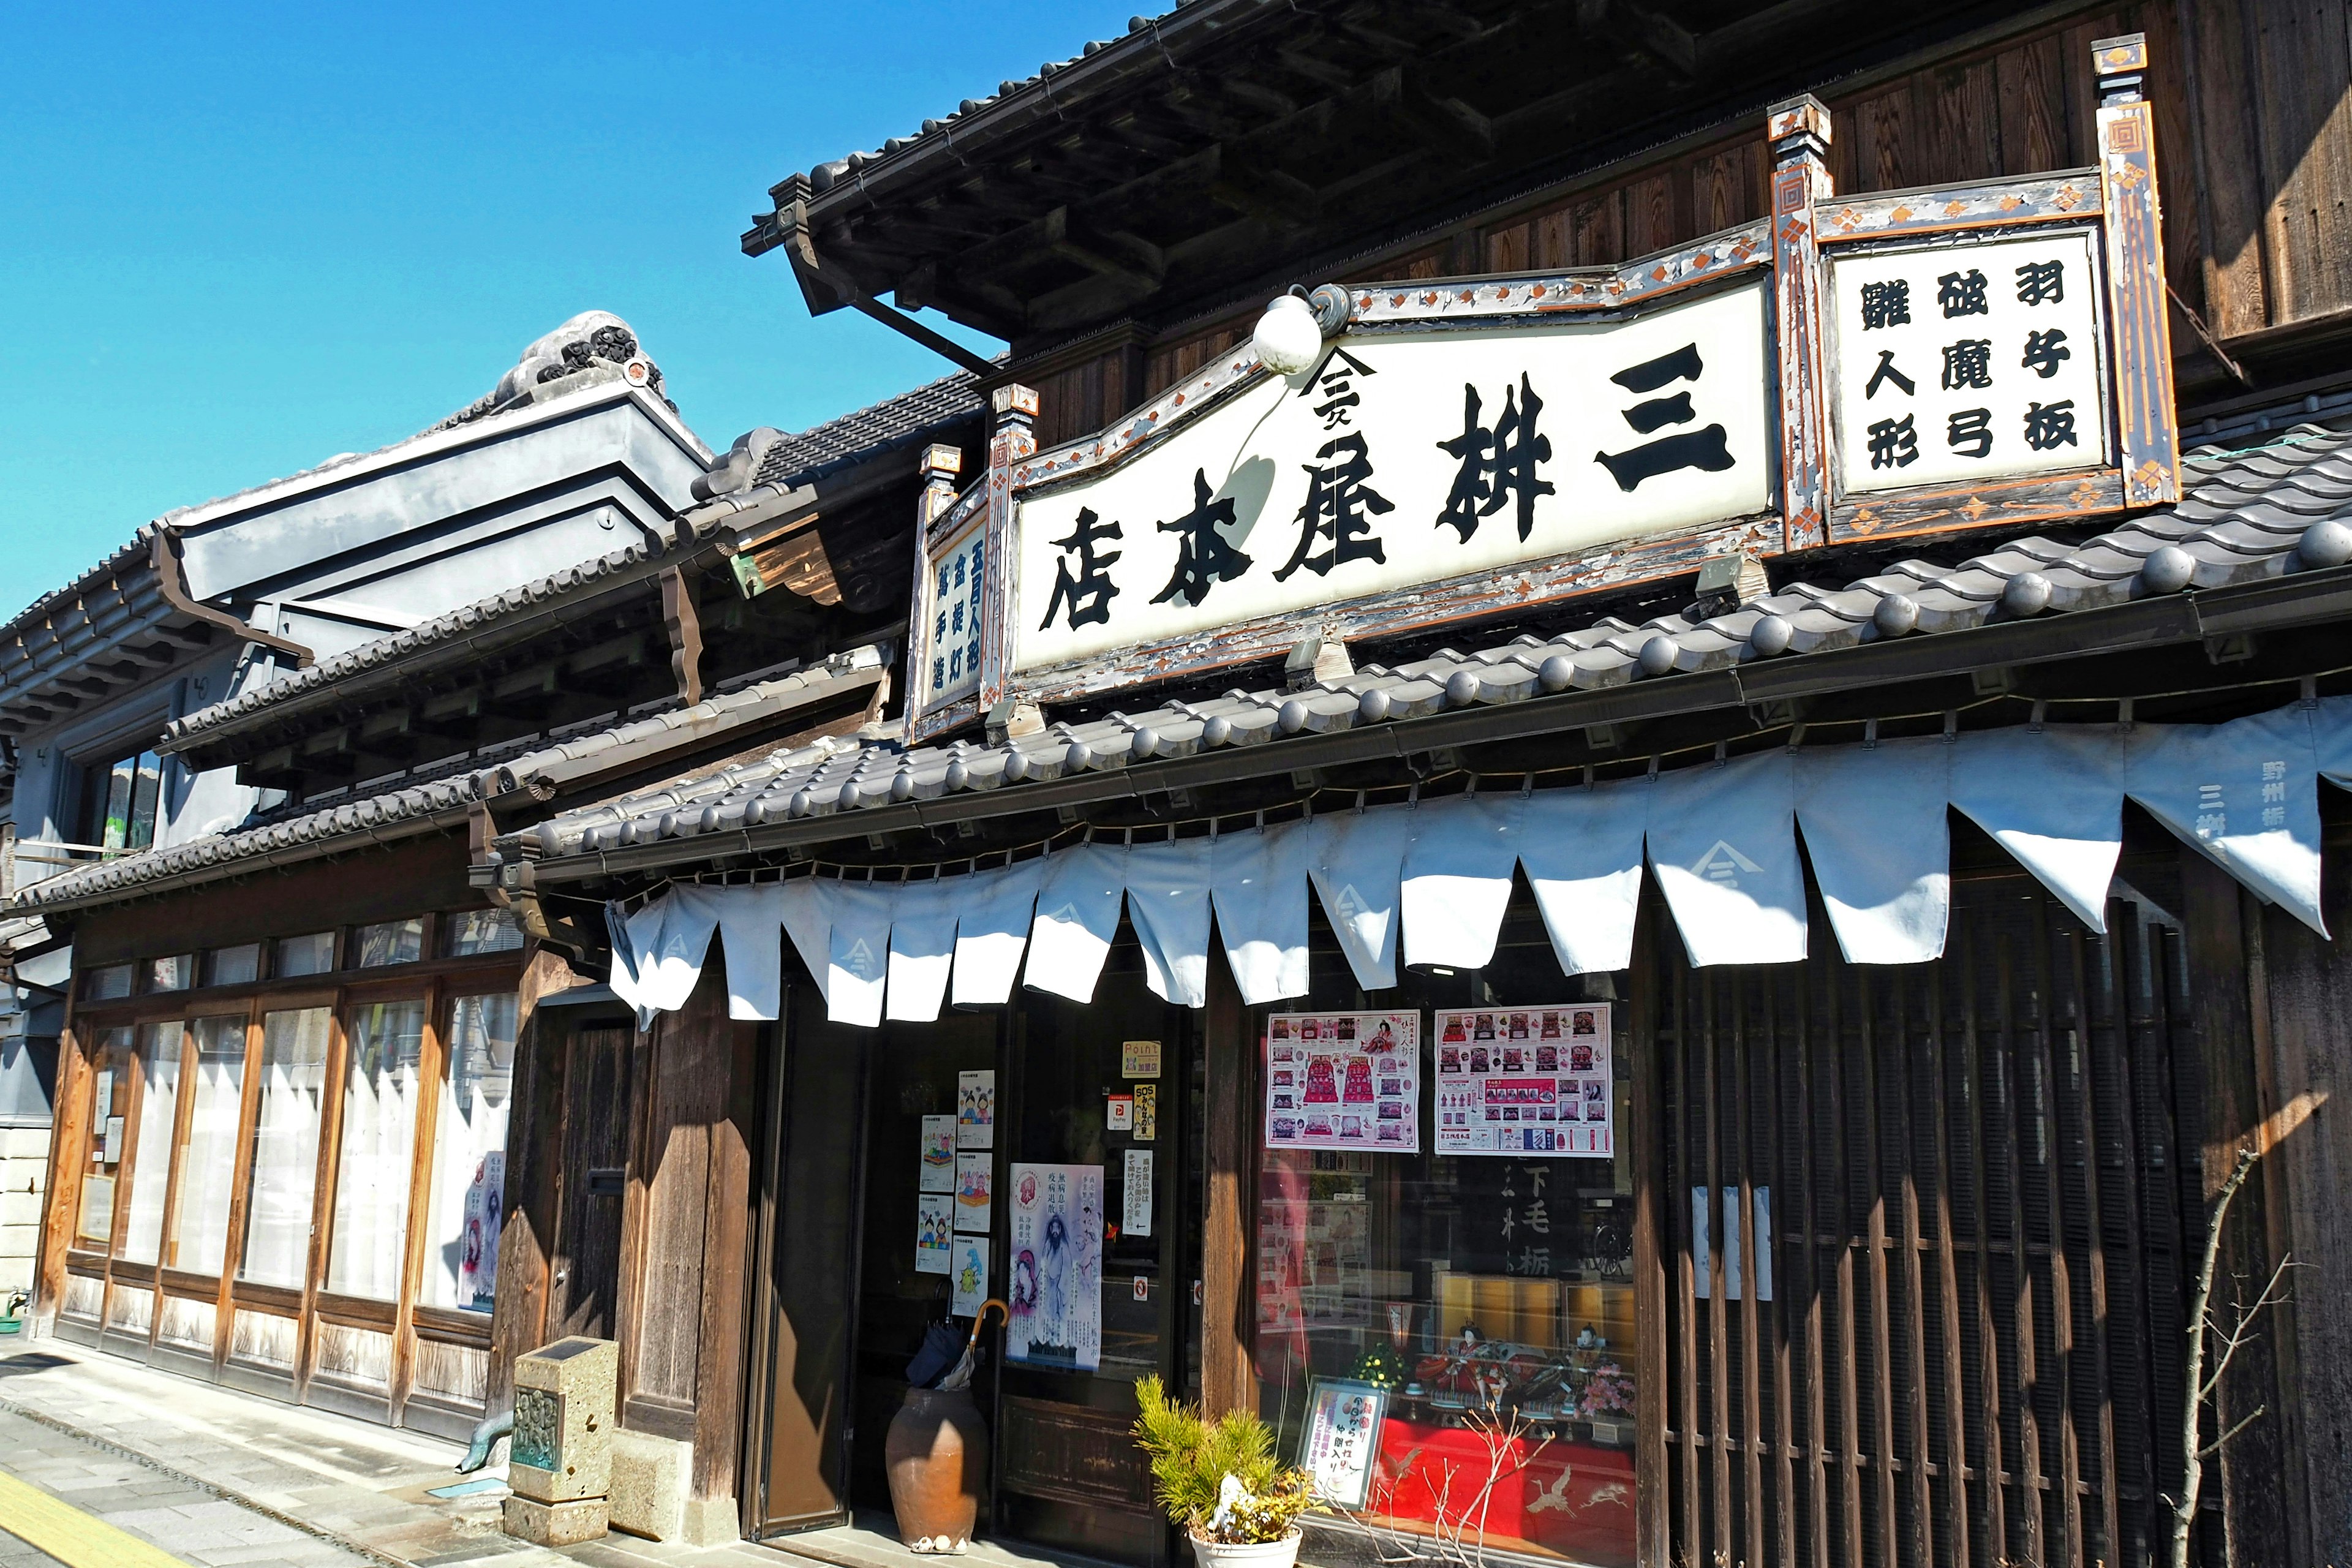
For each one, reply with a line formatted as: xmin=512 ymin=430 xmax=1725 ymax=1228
xmin=1016 ymin=281 xmax=1774 ymax=671
xmin=1828 ymin=231 xmax=2108 ymax=494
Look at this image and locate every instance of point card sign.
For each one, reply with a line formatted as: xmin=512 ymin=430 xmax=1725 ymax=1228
xmin=1264 ymin=1011 xmax=1420 ymax=1153
xmin=1298 ymin=1379 xmax=1390 ymax=1509
xmin=1433 ymin=1005 xmax=1613 ymax=1156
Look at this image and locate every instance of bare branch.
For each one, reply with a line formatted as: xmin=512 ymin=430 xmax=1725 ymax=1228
xmin=2199 ymin=1405 xmax=2268 ymax=1461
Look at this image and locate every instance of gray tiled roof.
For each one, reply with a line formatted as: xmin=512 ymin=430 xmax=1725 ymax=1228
xmin=526 ymin=429 xmax=2352 ymax=860
xmin=17 ymin=648 xmax=891 ymax=913
xmin=160 ymin=377 xmax=979 ymax=753
xmin=752 ymin=370 xmax=983 ymax=488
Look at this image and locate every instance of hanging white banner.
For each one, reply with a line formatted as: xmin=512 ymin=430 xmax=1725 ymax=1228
xmin=1026 ymin=843 xmax=1128 ymax=1003
xmin=1400 ymin=792 xmax=1526 ymax=970
xmin=2126 ymin=706 xmax=2326 ymax=933
xmin=1646 ymin=752 xmax=1806 ymax=966
xmin=887 ymin=877 xmax=962 ymax=1022
xmin=820 ymin=880 xmax=894 ymax=1027
xmin=1949 ymin=725 xmax=2124 ymax=931
xmin=1209 ymin=821 xmax=1313 ymax=1005
xmin=1125 ymin=839 xmax=1214 ymax=1007
xmin=951 ymin=858 xmax=1042 ymax=1008
xmin=699 ymin=883 xmax=787 ymax=1020
xmin=1796 ymin=737 xmax=1954 ymax=965
xmin=1304 ymin=809 xmax=1406 ymax=990
xmin=1518 ymin=783 xmax=1649 ymax=976
xmin=622 ymin=891 xmax=719 ymax=1014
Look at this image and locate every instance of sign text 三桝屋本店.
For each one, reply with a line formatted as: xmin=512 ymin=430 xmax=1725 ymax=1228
xmin=1017 ymin=282 xmax=1774 ymax=671
xmin=1828 ymin=231 xmax=2107 ymax=493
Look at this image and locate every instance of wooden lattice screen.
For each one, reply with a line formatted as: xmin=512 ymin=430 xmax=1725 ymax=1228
xmin=1648 ymin=866 xmax=2198 ymax=1568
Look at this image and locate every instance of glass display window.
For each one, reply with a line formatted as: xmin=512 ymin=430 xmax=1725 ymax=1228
xmin=204 ymin=944 xmax=262 ymax=988
xmin=169 ymin=1016 xmax=251 ymax=1277
xmin=326 ymin=1000 xmax=426 ymax=1299
xmin=83 ymin=964 xmax=133 ymax=1003
xmin=418 ymin=992 xmax=516 ymax=1313
xmin=276 ymin=932 xmax=336 ymax=978
xmin=442 ymin=909 xmax=522 ymax=958
xmin=75 ymin=1026 xmax=136 ymax=1249
xmin=1256 ymin=903 xmax=1637 ymax=1568
xmin=118 ymin=1021 xmax=188 ymax=1265
xmin=354 ymin=919 xmax=424 ymax=969
xmin=238 ymin=1008 xmax=333 ymax=1290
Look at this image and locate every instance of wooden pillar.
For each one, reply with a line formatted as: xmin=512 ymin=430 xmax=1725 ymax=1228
xmin=974 ymin=385 xmax=1038 ymax=721
xmin=2211 ymin=846 xmax=2342 ymax=1568
xmin=1200 ymin=949 xmax=1256 ymax=1417
xmin=689 ymin=1001 xmax=760 ymax=1508
xmin=1626 ymin=897 xmax=1672 ymax=1568
xmin=487 ymin=944 xmax=581 ymax=1410
xmin=1766 ymin=94 xmax=1832 ymax=554
xmin=2091 ymin=33 xmax=2182 ymax=509
xmin=32 ymin=1014 xmax=93 ymax=1327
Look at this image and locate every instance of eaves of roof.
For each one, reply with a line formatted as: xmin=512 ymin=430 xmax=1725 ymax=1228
xmin=507 ymin=428 xmax=2352 ymax=880
xmin=15 ymin=646 xmax=892 ymax=916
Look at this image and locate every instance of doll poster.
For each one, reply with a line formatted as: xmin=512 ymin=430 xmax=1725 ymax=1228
xmin=919 ymin=1114 xmax=957 ymax=1191
xmin=951 ymin=1234 xmax=990 ymax=1316
xmin=957 ymin=1069 xmax=995 ymax=1148
xmin=915 ymin=1194 xmax=954 ymax=1275
xmin=1264 ymin=1011 xmax=1420 ymax=1153
xmin=1005 ymin=1162 xmax=1102 ymax=1371
xmin=1432 ymin=1003 xmax=1613 ymax=1156
xmin=954 ymin=1151 xmax=993 ymax=1231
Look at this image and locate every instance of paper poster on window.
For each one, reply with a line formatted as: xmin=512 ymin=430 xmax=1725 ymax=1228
xmin=1133 ymin=1083 xmax=1158 ymax=1142
xmin=1264 ymin=1011 xmax=1420 ymax=1153
xmin=460 ymin=1152 xmax=505 ymax=1311
xmin=958 ymin=1070 xmax=995 ymax=1149
xmin=916 ymin=1194 xmax=955 ymax=1275
xmin=1298 ymin=1378 xmax=1389 ymax=1508
xmin=1433 ymin=1005 xmax=1613 ymax=1156
xmin=951 ymin=1234 xmax=990 ymax=1316
xmin=1121 ymin=1039 xmax=1162 ymax=1079
xmin=92 ymin=1069 xmax=113 ymax=1131
xmin=1123 ymin=1148 xmax=1154 ymax=1238
xmin=954 ymin=1152 xmax=993 ymax=1231
xmin=1006 ymin=1162 xmax=1102 ymax=1371
xmin=102 ymin=1115 xmax=125 ymax=1164
xmin=920 ymin=1114 xmax=957 ymax=1191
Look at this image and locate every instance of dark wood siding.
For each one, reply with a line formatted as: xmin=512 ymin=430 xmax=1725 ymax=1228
xmin=1644 ymin=865 xmax=2196 ymax=1568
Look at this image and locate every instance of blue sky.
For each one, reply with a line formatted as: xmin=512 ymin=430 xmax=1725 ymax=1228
xmin=1 ymin=1 xmax=1136 ymax=598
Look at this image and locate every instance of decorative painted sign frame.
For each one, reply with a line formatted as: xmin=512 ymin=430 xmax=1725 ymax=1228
xmin=905 ymin=34 xmax=2175 ymax=744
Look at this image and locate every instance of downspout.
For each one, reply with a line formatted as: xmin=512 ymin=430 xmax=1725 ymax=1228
xmin=148 ymin=525 xmax=315 ymax=668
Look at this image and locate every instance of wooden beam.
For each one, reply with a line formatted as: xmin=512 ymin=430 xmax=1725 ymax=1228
xmin=1200 ymin=948 xmax=1256 ymax=1417
xmin=659 ymin=566 xmax=704 ymax=708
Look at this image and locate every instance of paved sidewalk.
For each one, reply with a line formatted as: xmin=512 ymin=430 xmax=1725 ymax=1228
xmin=0 ymin=1343 xmax=1112 ymax=1568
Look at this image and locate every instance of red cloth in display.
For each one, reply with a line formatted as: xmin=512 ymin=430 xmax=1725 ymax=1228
xmin=1371 ymin=1418 xmax=1634 ymax=1568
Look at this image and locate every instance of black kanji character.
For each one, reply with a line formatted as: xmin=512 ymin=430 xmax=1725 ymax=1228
xmin=1864 ymin=350 xmax=1915 ymax=400
xmin=1947 ymin=407 xmax=1994 ymax=459
xmin=1593 ymin=342 xmax=1735 ymax=492
xmin=2015 ymin=259 xmax=2065 ymax=306
xmin=1941 ymin=339 xmax=1994 ymax=390
xmin=2021 ymin=328 xmax=2071 ymax=380
xmin=1152 ymin=469 xmax=1253 ymax=608
xmin=1861 ymin=279 xmax=1912 ymax=330
xmin=1275 ymin=434 xmax=1391 ymax=582
xmin=1435 ymin=374 xmax=1556 ymax=543
xmin=2022 ymin=400 xmax=2078 ymax=452
xmin=1038 ymin=507 xmax=1123 ymax=630
xmin=1868 ymin=415 xmax=1920 ymax=470
xmin=1937 ymin=269 xmax=1991 ymax=318
xmin=1298 ymin=345 xmax=1376 ymax=430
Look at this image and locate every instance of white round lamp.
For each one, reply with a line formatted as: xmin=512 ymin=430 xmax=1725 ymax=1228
xmin=1251 ymin=293 xmax=1326 ymax=375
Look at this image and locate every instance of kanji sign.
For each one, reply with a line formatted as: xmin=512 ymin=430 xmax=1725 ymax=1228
xmin=1015 ymin=282 xmax=1774 ymax=672
xmin=1828 ymin=232 xmax=2108 ymax=494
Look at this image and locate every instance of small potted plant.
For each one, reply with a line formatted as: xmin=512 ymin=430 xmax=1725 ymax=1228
xmin=1580 ymin=1361 xmax=1635 ymax=1446
xmin=0 ymin=1289 xmax=26 ymax=1336
xmin=1134 ymin=1375 xmax=1325 ymax=1568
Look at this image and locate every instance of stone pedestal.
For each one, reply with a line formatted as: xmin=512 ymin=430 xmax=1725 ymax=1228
xmin=503 ymin=1336 xmax=618 ymax=1545
xmin=609 ymin=1430 xmax=688 ymax=1542
xmin=502 ymin=1494 xmax=612 ymax=1547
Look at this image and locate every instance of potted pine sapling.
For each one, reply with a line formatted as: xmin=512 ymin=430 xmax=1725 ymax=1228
xmin=1134 ymin=1375 xmax=1326 ymax=1568
xmin=0 ymin=1289 xmax=25 ymax=1335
